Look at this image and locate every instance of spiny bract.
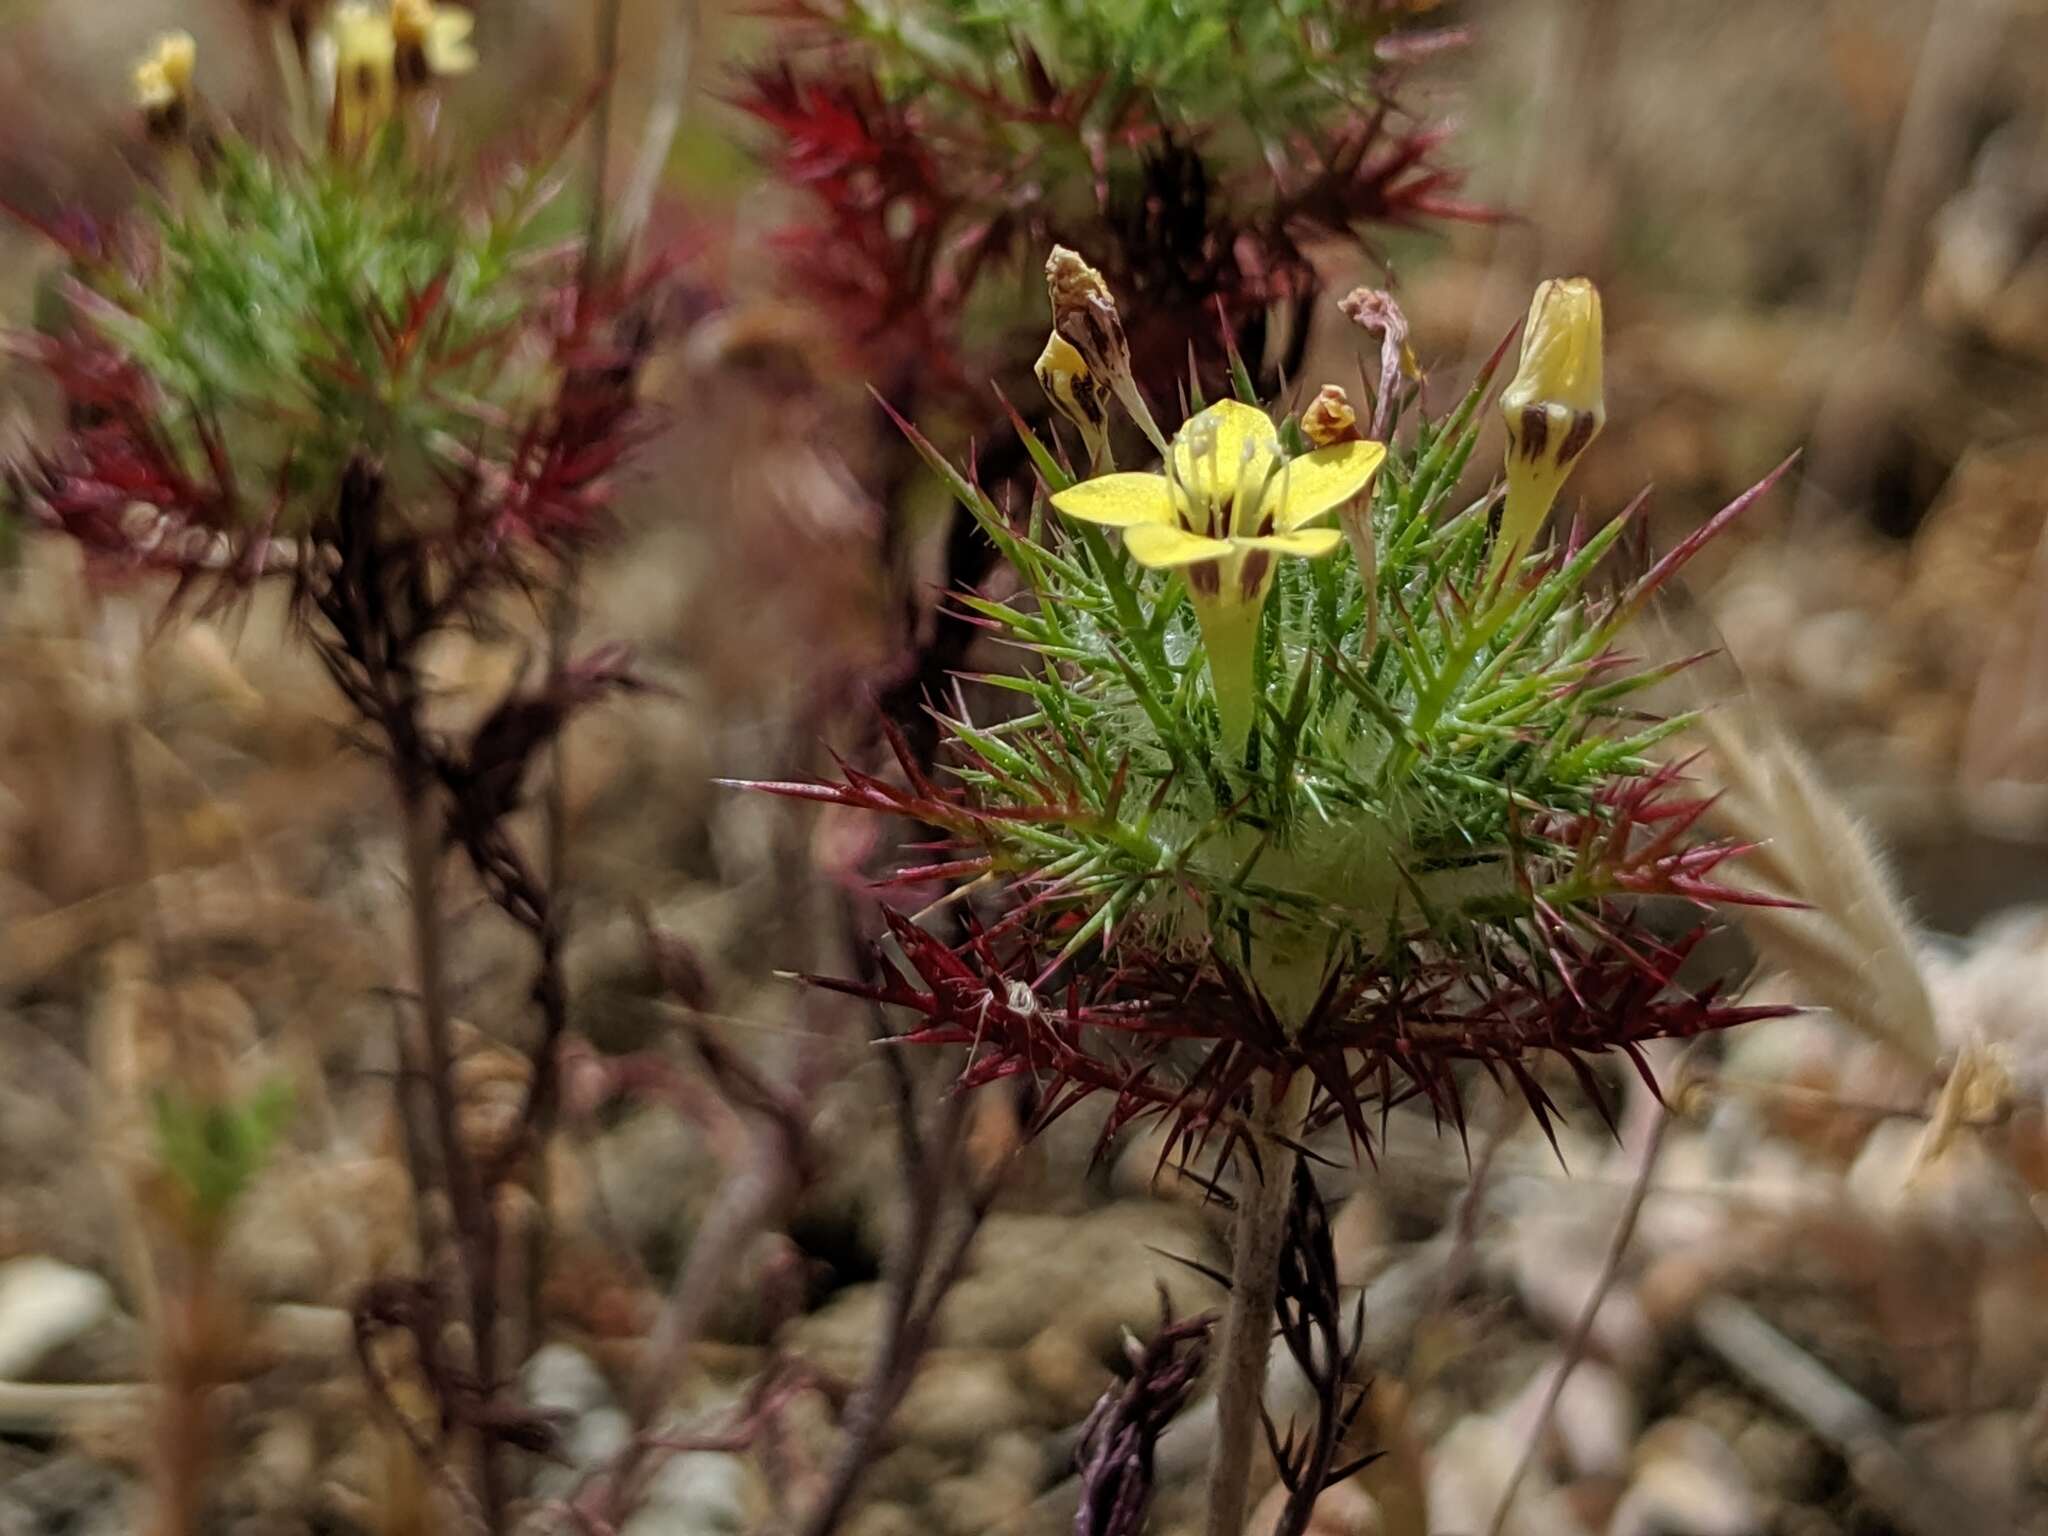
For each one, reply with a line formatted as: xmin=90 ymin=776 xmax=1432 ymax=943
xmin=749 ymin=270 xmax=1793 ymax=1154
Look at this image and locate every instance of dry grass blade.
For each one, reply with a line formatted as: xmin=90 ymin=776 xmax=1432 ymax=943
xmin=619 ymin=0 xmax=700 ymax=253
xmin=1695 ymin=710 xmax=1941 ymax=1074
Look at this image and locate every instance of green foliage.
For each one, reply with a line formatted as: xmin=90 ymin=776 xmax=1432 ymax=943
xmin=151 ymin=1079 xmax=295 ymax=1224
xmin=838 ymin=0 xmax=1396 ymax=134
xmin=79 ymin=131 xmax=570 ymax=535
xmin=907 ymin=369 xmax=1699 ymax=1024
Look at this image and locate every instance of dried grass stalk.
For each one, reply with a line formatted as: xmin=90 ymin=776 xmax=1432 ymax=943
xmin=1696 ymin=710 xmax=1941 ymax=1074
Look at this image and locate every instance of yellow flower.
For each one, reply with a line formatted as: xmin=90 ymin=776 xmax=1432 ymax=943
xmin=133 ymin=31 xmax=197 ymax=130
xmin=1052 ymin=398 xmax=1385 ymax=751
xmin=1497 ymin=277 xmax=1604 ymax=573
xmin=329 ymin=2 xmax=397 ymax=148
xmin=1034 ymin=332 xmax=1111 ymax=471
xmin=392 ymin=0 xmax=477 ymax=86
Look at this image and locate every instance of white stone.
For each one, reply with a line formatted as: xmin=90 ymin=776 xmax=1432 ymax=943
xmin=624 ymin=1447 xmax=753 ymax=1536
xmin=0 ymin=1258 xmax=114 ymax=1381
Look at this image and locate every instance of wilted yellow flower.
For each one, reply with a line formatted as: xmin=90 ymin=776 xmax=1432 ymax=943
xmin=1497 ymin=277 xmax=1604 ymax=573
xmin=329 ymin=2 xmax=397 ymax=148
xmin=1035 ymin=332 xmax=1112 ymax=471
xmin=392 ymin=0 xmax=476 ymax=86
xmin=133 ymin=31 xmax=198 ymax=132
xmin=1052 ymin=399 xmax=1385 ymax=751
xmin=1044 ymin=246 xmax=1167 ymax=456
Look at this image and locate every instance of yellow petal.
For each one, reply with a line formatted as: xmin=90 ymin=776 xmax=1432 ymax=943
xmin=156 ymin=32 xmax=196 ymax=93
xmin=1266 ymin=440 xmax=1386 ymax=530
xmin=1123 ymin=524 xmax=1234 ymax=569
xmin=428 ymin=13 xmax=478 ymax=74
xmin=1504 ymin=277 xmax=1603 ymax=420
xmin=1170 ymin=399 xmax=1279 ymax=519
xmin=1050 ymin=473 xmax=1175 ymax=529
xmin=134 ymin=60 xmax=173 ymax=111
xmin=133 ymin=30 xmax=196 ymax=113
xmin=1235 ymin=528 xmax=1346 ymax=558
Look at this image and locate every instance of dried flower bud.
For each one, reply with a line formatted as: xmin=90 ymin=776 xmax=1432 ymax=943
xmin=1497 ymin=277 xmax=1604 ymax=571
xmin=1299 ymin=385 xmax=1359 ymax=447
xmin=1044 ymin=246 xmax=1167 ymax=455
xmin=328 ymin=2 xmax=397 ymax=150
xmin=1035 ymin=331 xmax=1112 ymax=470
xmin=392 ymin=0 xmax=477 ymax=89
xmin=133 ymin=31 xmax=198 ymax=138
xmin=1338 ymin=286 xmax=1420 ymax=441
xmin=1302 ymin=385 xmax=1377 ymax=608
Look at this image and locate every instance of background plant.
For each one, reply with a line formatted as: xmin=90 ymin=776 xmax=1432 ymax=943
xmin=7 ymin=7 xmax=665 ymax=1526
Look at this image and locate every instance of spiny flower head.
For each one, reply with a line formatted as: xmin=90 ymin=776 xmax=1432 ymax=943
xmin=746 ymin=267 xmax=1794 ymax=1156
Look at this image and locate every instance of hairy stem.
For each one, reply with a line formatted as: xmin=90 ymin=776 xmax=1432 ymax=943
xmin=1204 ymin=1070 xmax=1312 ymax=1536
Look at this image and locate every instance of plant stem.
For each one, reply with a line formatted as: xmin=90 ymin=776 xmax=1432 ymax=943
xmin=519 ymin=579 xmax=579 ymax=1367
xmin=1203 ymin=1069 xmax=1311 ymax=1536
xmin=149 ymin=1238 xmax=220 ymax=1536
xmin=396 ymin=769 xmax=507 ymax=1530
